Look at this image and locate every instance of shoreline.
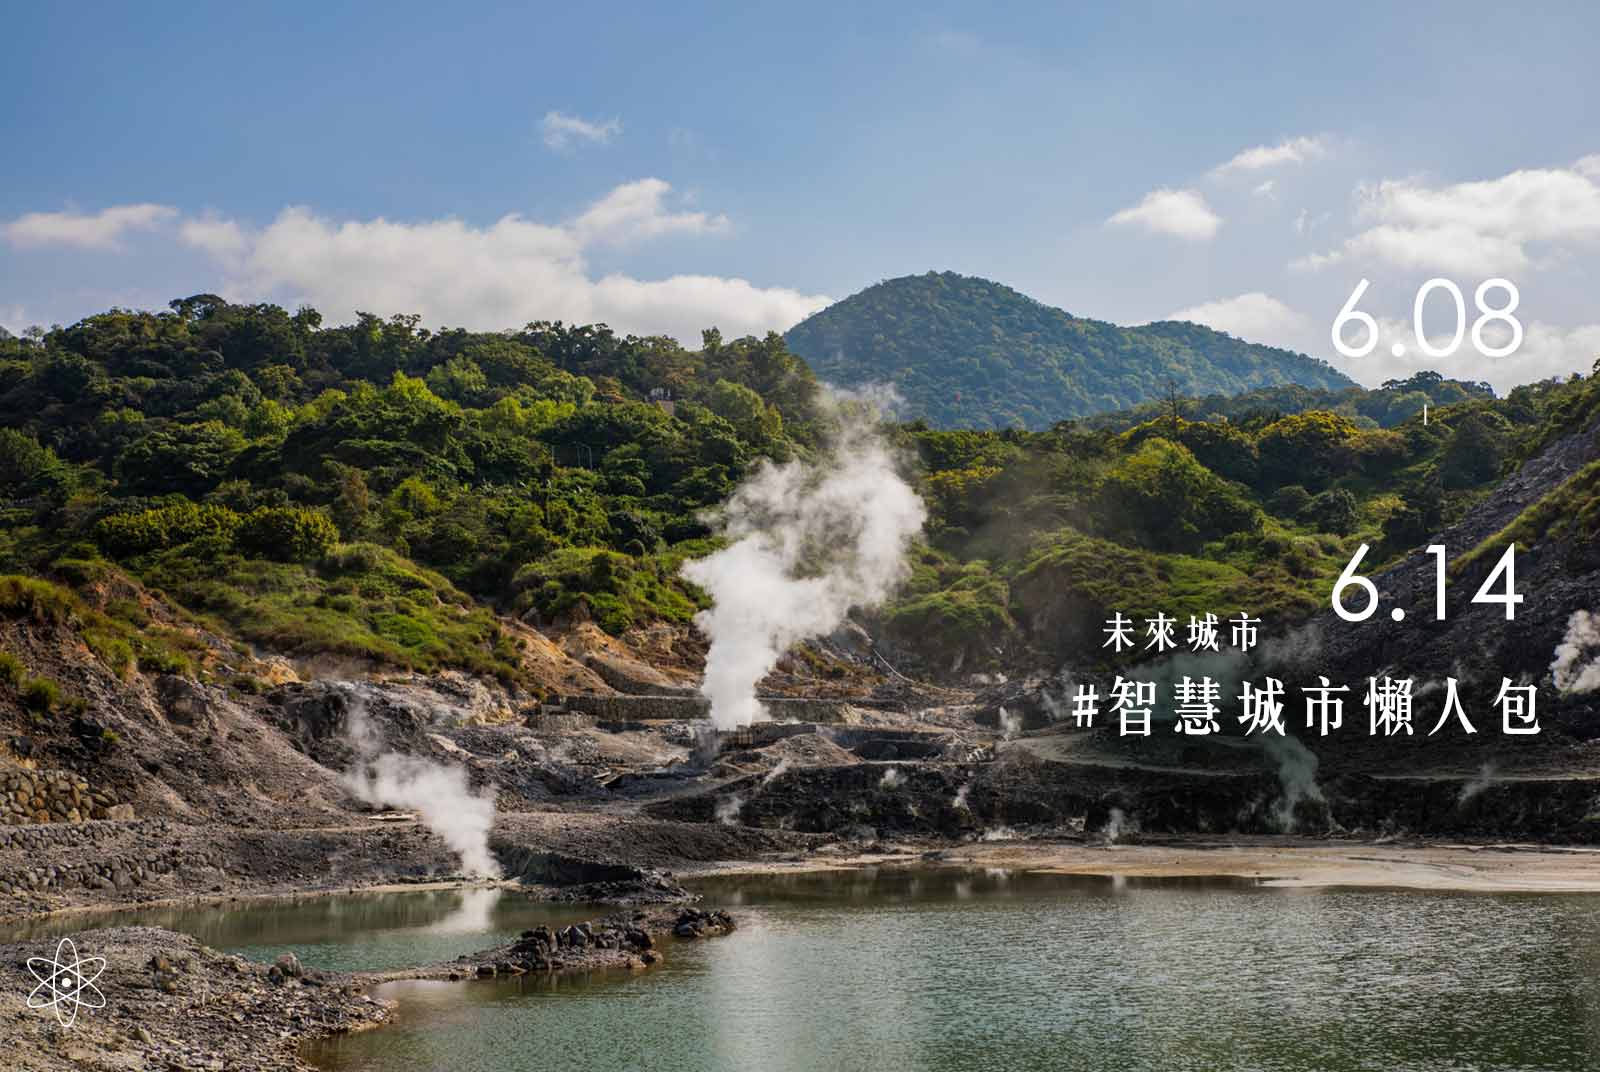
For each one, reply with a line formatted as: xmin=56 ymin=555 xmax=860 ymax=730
xmin=11 ymin=836 xmax=1600 ymax=1070
xmin=16 ymin=834 xmax=1600 ymax=930
xmin=4 ymin=875 xmax=515 ymax=928
xmin=678 ymin=836 xmax=1600 ymax=894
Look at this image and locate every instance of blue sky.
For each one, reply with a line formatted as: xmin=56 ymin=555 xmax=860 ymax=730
xmin=4 ymin=1 xmax=1600 ymax=390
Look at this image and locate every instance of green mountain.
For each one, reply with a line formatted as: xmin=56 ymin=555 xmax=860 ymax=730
xmin=784 ymin=271 xmax=1357 ymax=429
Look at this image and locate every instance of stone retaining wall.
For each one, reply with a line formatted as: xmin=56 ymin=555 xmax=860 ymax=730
xmin=524 ymin=711 xmax=601 ymax=732
xmin=558 ymin=694 xmax=858 ymax=724
xmin=1 ymin=767 xmax=129 ymax=825
xmin=0 ymin=819 xmax=218 ymax=897
xmin=561 ymin=694 xmax=712 ymax=720
xmin=719 ymin=722 xmax=820 ymax=748
xmin=761 ymin=698 xmax=858 ymax=724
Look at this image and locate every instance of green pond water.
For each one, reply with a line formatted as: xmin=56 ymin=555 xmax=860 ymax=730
xmin=2 ymin=887 xmax=600 ymax=973
xmin=294 ymin=868 xmax=1600 ymax=1072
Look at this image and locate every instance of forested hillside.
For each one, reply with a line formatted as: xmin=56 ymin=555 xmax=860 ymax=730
xmin=1084 ymin=370 xmax=1496 ymax=432
xmin=0 ymin=296 xmax=1595 ymax=698
xmin=784 ymin=271 xmax=1356 ymax=429
xmin=0 ymin=298 xmax=820 ymax=687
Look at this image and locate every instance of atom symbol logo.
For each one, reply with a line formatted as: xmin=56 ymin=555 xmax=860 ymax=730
xmin=27 ymin=937 xmax=106 ymax=1028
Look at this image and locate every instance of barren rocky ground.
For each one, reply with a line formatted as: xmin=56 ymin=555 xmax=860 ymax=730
xmin=0 ymin=904 xmax=738 ymax=1072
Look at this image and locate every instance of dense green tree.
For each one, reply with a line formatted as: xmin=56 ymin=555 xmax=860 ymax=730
xmin=115 ymin=420 xmax=247 ymax=495
xmin=1097 ymin=438 xmax=1262 ymax=553
xmin=1440 ymin=411 xmax=1506 ymax=489
xmin=1255 ymin=411 xmax=1360 ymax=490
xmin=1307 ymin=488 xmax=1359 ymax=534
xmin=0 ymin=430 xmax=68 ymax=497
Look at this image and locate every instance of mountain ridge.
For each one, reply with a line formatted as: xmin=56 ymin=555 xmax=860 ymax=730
xmin=784 ymin=270 xmax=1356 ymax=429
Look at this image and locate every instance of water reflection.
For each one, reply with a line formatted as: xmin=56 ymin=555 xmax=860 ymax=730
xmin=306 ymin=869 xmax=1600 ymax=1072
xmin=2 ymin=886 xmax=600 ymax=973
xmin=419 ymin=887 xmax=504 ymax=935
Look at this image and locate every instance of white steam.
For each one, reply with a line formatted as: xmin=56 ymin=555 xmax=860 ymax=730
xmin=1262 ymin=733 xmax=1325 ymax=833
xmin=1458 ymin=762 xmax=1499 ymax=805
xmin=715 ymin=793 xmax=746 ymax=825
xmin=682 ymin=394 xmax=926 ymax=729
xmin=951 ymin=779 xmax=972 ymax=811
xmin=1552 ymin=610 xmax=1600 ymax=694
xmin=342 ymin=693 xmax=501 ymax=878
xmin=1122 ymin=637 xmax=1331 ymax=831
xmin=879 ymin=766 xmax=903 ymax=789
xmin=1103 ymin=807 xmax=1133 ymax=844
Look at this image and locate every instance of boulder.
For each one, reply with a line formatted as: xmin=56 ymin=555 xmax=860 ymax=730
xmin=155 ymin=675 xmax=219 ymax=731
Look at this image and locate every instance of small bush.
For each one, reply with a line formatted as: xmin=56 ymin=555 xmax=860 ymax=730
xmin=50 ymin=557 xmax=115 ymax=587
xmin=84 ymin=630 xmax=135 ymax=675
xmin=95 ymin=502 xmax=243 ymax=557
xmin=371 ymin=611 xmax=434 ymax=649
xmin=105 ymin=597 xmax=151 ymax=628
xmin=1307 ymin=488 xmax=1360 ymax=535
xmin=230 ymin=674 xmax=266 ymax=695
xmin=20 ymin=677 xmax=62 ymax=713
xmin=1270 ymin=485 xmax=1313 ymax=518
xmin=511 ymin=546 xmax=700 ymax=634
xmin=0 ymin=650 xmax=23 ymax=686
xmin=235 ymin=506 xmax=339 ymax=562
xmin=136 ymin=647 xmax=192 ymax=676
xmin=0 ymin=575 xmax=80 ymax=625
xmin=323 ymin=542 xmax=386 ymax=573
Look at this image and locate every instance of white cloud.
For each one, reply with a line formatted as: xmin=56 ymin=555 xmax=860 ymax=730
xmin=1167 ymin=292 xmax=1309 ymax=346
xmin=0 ymin=305 xmax=28 ymax=335
xmin=541 ymin=111 xmax=621 ymax=151
xmin=1300 ymin=163 xmax=1600 ymax=275
xmin=1360 ymin=168 xmax=1600 ymax=241
xmin=173 ymin=179 xmax=828 ymax=343
xmin=1293 ymin=224 xmax=1531 ymax=276
xmin=1107 ymin=188 xmax=1221 ymax=240
xmin=2 ymin=203 xmax=176 ymax=250
xmin=1213 ymin=135 xmax=1329 ymax=175
xmin=178 ymin=215 xmax=249 ymax=259
xmin=1252 ymin=179 xmax=1276 ymax=199
xmin=1343 ymin=315 xmax=1600 ymax=392
xmin=1509 ymin=321 xmax=1600 ymax=384
xmin=572 ymin=178 xmax=729 ymax=244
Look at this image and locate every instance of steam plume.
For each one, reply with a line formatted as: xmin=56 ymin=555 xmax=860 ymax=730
xmin=715 ymin=793 xmax=745 ymax=825
xmin=682 ymin=392 xmax=926 ymax=729
xmin=1125 ymin=641 xmax=1328 ymax=829
xmin=1261 ymin=733 xmax=1325 ymax=832
xmin=1552 ymin=610 xmax=1600 ymax=694
xmin=1458 ymin=762 xmax=1498 ymax=805
xmin=1103 ymin=807 xmax=1132 ymax=844
xmin=341 ymin=691 xmax=501 ymax=878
